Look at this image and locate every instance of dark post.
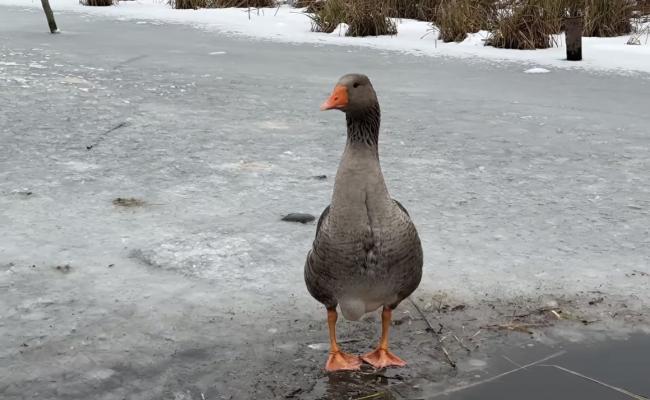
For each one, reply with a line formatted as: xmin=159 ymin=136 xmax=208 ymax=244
xmin=565 ymin=16 xmax=583 ymax=61
xmin=41 ymin=0 xmax=59 ymax=33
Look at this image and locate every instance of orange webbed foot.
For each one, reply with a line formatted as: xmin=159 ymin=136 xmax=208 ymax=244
xmin=325 ymin=351 xmax=362 ymax=372
xmin=361 ymin=348 xmax=407 ymax=369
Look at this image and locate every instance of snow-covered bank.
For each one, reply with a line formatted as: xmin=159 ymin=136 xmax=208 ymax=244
xmin=5 ymin=0 xmax=650 ymax=74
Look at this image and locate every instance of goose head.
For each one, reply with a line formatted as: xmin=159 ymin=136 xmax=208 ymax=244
xmin=320 ymin=73 xmax=378 ymax=116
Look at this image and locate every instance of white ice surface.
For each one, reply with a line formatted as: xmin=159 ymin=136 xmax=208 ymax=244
xmin=4 ymin=0 xmax=650 ymax=74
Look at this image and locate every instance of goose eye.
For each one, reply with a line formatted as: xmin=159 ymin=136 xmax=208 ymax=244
xmin=353 ymin=82 xmax=360 ymax=88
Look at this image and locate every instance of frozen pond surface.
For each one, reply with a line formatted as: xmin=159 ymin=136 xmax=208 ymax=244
xmin=1 ymin=6 xmax=649 ymax=399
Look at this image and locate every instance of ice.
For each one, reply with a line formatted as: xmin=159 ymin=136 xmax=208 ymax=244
xmin=1 ymin=5 xmax=649 ymax=399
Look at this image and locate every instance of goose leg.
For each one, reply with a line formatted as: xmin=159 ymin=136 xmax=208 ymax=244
xmin=361 ymin=307 xmax=406 ymax=369
xmin=325 ymin=308 xmax=361 ymax=372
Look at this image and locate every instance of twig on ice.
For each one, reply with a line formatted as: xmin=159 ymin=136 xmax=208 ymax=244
xmin=408 ymin=297 xmax=456 ymax=369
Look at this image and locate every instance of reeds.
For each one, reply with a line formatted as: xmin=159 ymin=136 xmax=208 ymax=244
xmin=345 ymin=0 xmax=397 ymax=36
xmin=293 ymin=0 xmax=324 ymax=13
xmin=170 ymin=0 xmax=205 ymax=9
xmin=216 ymin=0 xmax=276 ymax=6
xmin=308 ymin=0 xmax=346 ymax=33
xmin=309 ymin=0 xmax=396 ymax=36
xmin=383 ymin=0 xmax=439 ymax=21
xmin=486 ymin=0 xmax=556 ymax=49
xmin=582 ymin=0 xmax=635 ymax=37
xmin=80 ymin=0 xmax=114 ymax=6
xmin=434 ymin=0 xmax=494 ymax=42
xmin=170 ymin=0 xmax=275 ymax=9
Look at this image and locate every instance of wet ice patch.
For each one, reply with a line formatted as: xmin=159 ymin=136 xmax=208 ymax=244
xmin=131 ymin=234 xmax=253 ymax=280
xmin=524 ymin=67 xmax=550 ymax=74
xmin=209 ymin=51 xmax=227 ymax=55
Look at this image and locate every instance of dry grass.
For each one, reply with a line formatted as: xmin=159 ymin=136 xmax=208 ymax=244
xmin=215 ymin=0 xmax=275 ymax=6
xmin=170 ymin=0 xmax=274 ymax=9
xmin=309 ymin=0 xmax=396 ymax=36
xmin=170 ymin=0 xmax=205 ymax=9
xmin=582 ymin=0 xmax=635 ymax=37
xmin=636 ymin=0 xmax=650 ymax=17
xmin=345 ymin=0 xmax=397 ymax=36
xmin=486 ymin=0 xmax=556 ymax=49
xmin=308 ymin=0 xmax=346 ymax=33
xmin=293 ymin=0 xmax=327 ymax=14
xmin=434 ymin=0 xmax=494 ymax=42
xmin=383 ymin=0 xmax=439 ymax=21
xmin=293 ymin=0 xmax=318 ymax=7
xmin=81 ymin=0 xmax=114 ymax=5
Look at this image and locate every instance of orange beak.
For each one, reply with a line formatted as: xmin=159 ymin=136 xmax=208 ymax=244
xmin=320 ymin=85 xmax=348 ymax=111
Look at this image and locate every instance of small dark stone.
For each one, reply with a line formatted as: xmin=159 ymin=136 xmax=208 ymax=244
xmin=312 ymin=175 xmax=327 ymax=180
xmin=588 ymin=297 xmax=604 ymax=305
xmin=55 ymin=264 xmax=71 ymax=273
xmin=451 ymin=304 xmax=466 ymax=312
xmin=108 ymin=264 xmax=115 ymax=268
xmin=282 ymin=213 xmax=315 ymax=224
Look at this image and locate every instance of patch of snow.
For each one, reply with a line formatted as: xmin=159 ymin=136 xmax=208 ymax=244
xmin=307 ymin=343 xmax=328 ymax=350
xmin=2 ymin=0 xmax=650 ymax=74
xmin=208 ymin=51 xmax=227 ymax=55
xmin=132 ymin=235 xmax=254 ymax=281
xmin=524 ymin=67 xmax=551 ymax=74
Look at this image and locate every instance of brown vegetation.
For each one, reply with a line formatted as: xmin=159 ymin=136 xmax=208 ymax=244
xmin=309 ymin=0 xmax=396 ymax=36
xmin=170 ymin=0 xmax=275 ymax=9
xmin=81 ymin=0 xmax=114 ymax=6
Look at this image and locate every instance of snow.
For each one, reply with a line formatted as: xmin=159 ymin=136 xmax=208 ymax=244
xmin=524 ymin=67 xmax=550 ymax=74
xmin=3 ymin=0 xmax=650 ymax=74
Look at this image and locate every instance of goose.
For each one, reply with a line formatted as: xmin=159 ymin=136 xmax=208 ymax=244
xmin=304 ymin=73 xmax=423 ymax=372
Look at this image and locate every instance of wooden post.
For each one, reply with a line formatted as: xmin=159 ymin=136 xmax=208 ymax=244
xmin=41 ymin=0 xmax=59 ymax=33
xmin=565 ymin=16 xmax=582 ymax=61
